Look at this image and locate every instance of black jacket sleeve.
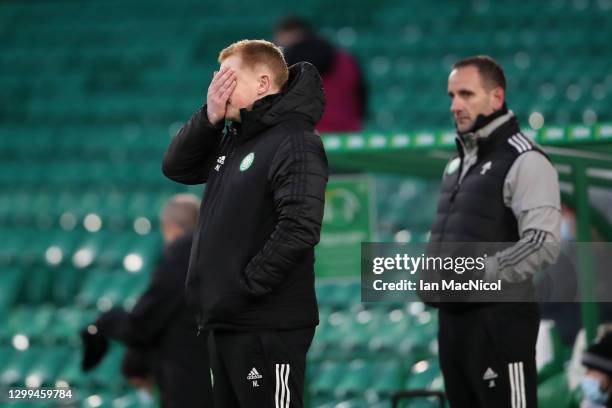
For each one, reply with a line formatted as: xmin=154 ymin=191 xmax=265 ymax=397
xmin=241 ymin=131 xmax=328 ymax=297
xmin=95 ymin=249 xmax=185 ymax=347
xmin=162 ymin=105 xmax=224 ymax=185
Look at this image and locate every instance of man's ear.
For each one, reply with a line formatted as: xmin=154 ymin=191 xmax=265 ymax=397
xmin=491 ymin=87 xmax=505 ymax=110
xmin=257 ymin=74 xmax=271 ymax=95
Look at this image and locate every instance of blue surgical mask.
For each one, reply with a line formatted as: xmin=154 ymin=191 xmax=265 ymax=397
xmin=561 ymin=220 xmax=574 ymax=241
xmin=137 ymin=389 xmax=153 ymax=404
xmin=581 ymin=377 xmax=609 ymax=405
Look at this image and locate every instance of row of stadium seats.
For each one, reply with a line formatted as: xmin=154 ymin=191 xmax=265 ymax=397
xmin=0 ymin=163 xmax=172 ymax=188
xmin=0 ymin=176 xmax=435 ymax=242
xmin=375 ymin=176 xmax=439 ymax=241
xmin=309 ymin=358 xmax=442 ymax=402
xmin=312 ymin=304 xmax=437 ymax=359
xmin=0 ymin=192 xmax=172 ymax=230
xmin=1 ymin=283 xmax=434 ymax=354
xmin=3 ymin=81 xmax=609 ymax=130
xmin=2 ymin=1 xmax=611 ymax=130
xmin=0 ymin=229 xmax=161 ymax=268
xmin=0 ymin=307 xmax=98 ymax=347
xmin=0 ymin=343 xmax=128 ymax=392
xmin=0 ymin=268 xmax=149 ymax=311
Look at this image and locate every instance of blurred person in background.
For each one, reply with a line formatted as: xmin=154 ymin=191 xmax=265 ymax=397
xmin=427 ymin=56 xmax=561 ymax=407
xmin=538 ymin=203 xmax=581 ymax=347
xmin=121 ymin=348 xmax=156 ymax=406
xmin=81 ymin=193 xmax=213 ymax=408
xmin=581 ymin=332 xmax=612 ymax=407
xmin=275 ymin=15 xmax=366 ymax=132
xmin=162 ymin=39 xmax=328 ymax=408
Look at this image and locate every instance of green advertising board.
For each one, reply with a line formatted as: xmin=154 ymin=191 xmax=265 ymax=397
xmin=315 ymin=175 xmax=374 ymax=278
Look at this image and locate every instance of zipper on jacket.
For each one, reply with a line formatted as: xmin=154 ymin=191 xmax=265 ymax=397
xmin=441 ymin=166 xmax=462 ymax=239
xmin=449 ymin=183 xmax=460 ymax=203
xmin=189 ymin=125 xmax=238 ymax=329
xmin=196 ymin=128 xmax=237 ymax=227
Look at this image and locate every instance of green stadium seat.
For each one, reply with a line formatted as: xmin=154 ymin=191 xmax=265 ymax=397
xmin=20 ymin=268 xmax=53 ymax=305
xmin=404 ymin=359 xmax=443 ymax=392
xmin=0 ymin=347 xmax=44 ymax=387
xmin=54 ymin=349 xmax=86 ymax=389
xmin=316 ymin=398 xmax=370 ymax=408
xmin=58 ymin=342 xmax=126 ymax=391
xmin=311 ymin=361 xmax=345 ymax=397
xmin=335 ymin=360 xmax=371 ymax=399
xmin=78 ymin=269 xmax=149 ymax=312
xmin=537 ymin=372 xmax=580 ymax=408
xmin=0 ymin=306 xmax=55 ymax=344
xmin=0 ymin=268 xmax=26 ymax=311
xmin=369 ymin=361 xmax=403 ymax=397
xmin=22 ymin=346 xmax=72 ymax=387
xmin=537 ymin=320 xmax=571 ymax=384
xmin=48 ymin=308 xmax=97 ymax=346
xmin=80 ymin=391 xmax=116 ymax=408
xmin=50 ymin=267 xmax=86 ymax=306
xmin=108 ymin=390 xmax=157 ymax=408
xmin=368 ymin=309 xmax=413 ymax=354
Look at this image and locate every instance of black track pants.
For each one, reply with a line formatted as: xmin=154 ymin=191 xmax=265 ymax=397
xmin=438 ymin=303 xmax=539 ymax=408
xmin=207 ymin=328 xmax=315 ymax=408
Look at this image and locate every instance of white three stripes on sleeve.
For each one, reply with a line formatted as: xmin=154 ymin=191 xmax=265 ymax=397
xmin=508 ymin=133 xmax=533 ymax=153
xmin=508 ymin=362 xmax=526 ymax=408
xmin=275 ymin=364 xmax=290 ymax=408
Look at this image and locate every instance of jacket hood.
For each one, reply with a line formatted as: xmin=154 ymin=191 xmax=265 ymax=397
xmin=237 ymin=62 xmax=325 ymax=138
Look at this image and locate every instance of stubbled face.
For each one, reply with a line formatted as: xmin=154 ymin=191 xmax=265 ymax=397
xmin=219 ymin=54 xmax=273 ymax=122
xmin=447 ymin=65 xmax=504 ymax=133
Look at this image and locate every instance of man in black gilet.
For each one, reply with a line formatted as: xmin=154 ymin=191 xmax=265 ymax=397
xmin=429 ymin=56 xmax=561 ymax=407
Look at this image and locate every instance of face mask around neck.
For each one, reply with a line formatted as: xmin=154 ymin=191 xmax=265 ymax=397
xmin=581 ymin=376 xmax=610 ymax=405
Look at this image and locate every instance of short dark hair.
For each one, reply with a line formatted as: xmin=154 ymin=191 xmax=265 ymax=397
xmin=275 ymin=16 xmax=312 ymax=34
xmin=452 ymin=55 xmax=506 ymax=91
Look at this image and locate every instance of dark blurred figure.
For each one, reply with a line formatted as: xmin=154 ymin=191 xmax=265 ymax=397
xmin=81 ymin=193 xmax=213 ymax=408
xmin=275 ymin=16 xmax=366 ymax=132
xmin=581 ymin=332 xmax=612 ymax=407
xmin=538 ymin=204 xmax=582 ymax=347
xmin=121 ymin=348 xmax=156 ymax=405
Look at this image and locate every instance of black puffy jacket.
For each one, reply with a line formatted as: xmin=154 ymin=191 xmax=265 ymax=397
xmin=162 ymin=62 xmax=328 ymax=331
